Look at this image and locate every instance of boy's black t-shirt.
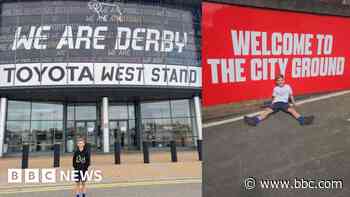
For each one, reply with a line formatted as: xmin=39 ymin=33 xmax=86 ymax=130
xmin=73 ymin=147 xmax=90 ymax=171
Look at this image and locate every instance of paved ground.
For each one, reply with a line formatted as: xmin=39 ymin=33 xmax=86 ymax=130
xmin=203 ymin=92 xmax=350 ymax=197
xmin=0 ymin=151 xmax=201 ymax=186
xmin=1 ymin=182 xmax=201 ymax=197
xmin=0 ymin=151 xmax=201 ymax=196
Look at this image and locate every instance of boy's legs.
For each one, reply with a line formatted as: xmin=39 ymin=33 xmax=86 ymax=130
xmin=74 ymin=182 xmax=81 ymax=196
xmin=80 ymin=170 xmax=87 ymax=197
xmin=286 ymin=106 xmax=314 ymax=125
xmin=74 ymin=170 xmax=84 ymax=197
xmin=78 ymin=183 xmax=82 ymax=195
xmin=81 ymin=182 xmax=86 ymax=196
xmin=244 ymin=107 xmax=274 ymax=126
xmin=259 ymin=108 xmax=274 ymax=120
xmin=245 ymin=102 xmax=313 ymax=126
xmin=287 ymin=107 xmax=301 ymax=119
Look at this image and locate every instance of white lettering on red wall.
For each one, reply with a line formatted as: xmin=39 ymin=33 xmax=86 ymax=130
xmin=202 ymin=2 xmax=350 ymax=106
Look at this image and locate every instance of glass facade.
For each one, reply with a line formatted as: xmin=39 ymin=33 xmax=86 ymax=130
xmin=4 ymin=98 xmax=197 ymax=154
xmin=109 ymin=103 xmax=136 ymax=150
xmin=141 ymin=99 xmax=196 ymax=148
xmin=67 ymin=104 xmax=97 ymax=152
xmin=6 ymin=101 xmax=64 ymax=153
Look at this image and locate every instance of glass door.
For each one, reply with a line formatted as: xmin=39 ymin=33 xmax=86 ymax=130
xmin=31 ymin=121 xmax=63 ymax=152
xmin=66 ymin=104 xmax=98 ymax=152
xmin=110 ymin=120 xmax=137 ymax=150
xmin=109 ymin=121 xmax=119 ymax=150
xmin=75 ymin=121 xmax=97 ymax=151
xmin=86 ymin=121 xmax=97 ymax=150
xmin=75 ymin=121 xmax=86 ymax=138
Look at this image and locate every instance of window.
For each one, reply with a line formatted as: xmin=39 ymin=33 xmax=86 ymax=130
xmin=5 ymin=101 xmax=64 ymax=153
xmin=75 ymin=105 xmax=97 ymax=120
xmin=68 ymin=104 xmax=97 ymax=121
xmin=31 ymin=102 xmax=63 ymax=120
xmin=7 ymin=101 xmax=31 ymax=120
xmin=171 ymin=99 xmax=191 ymax=117
xmin=141 ymin=101 xmax=171 ymax=118
xmin=141 ymin=99 xmax=196 ymax=148
xmin=108 ymin=103 xmax=136 ymax=150
xmin=109 ymin=104 xmax=128 ymax=120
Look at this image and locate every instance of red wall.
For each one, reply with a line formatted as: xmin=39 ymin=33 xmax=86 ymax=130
xmin=202 ymin=2 xmax=350 ymax=106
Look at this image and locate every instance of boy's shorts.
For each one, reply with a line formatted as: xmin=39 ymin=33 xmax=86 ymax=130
xmin=74 ymin=169 xmax=87 ymax=183
xmin=269 ymin=102 xmax=290 ymax=112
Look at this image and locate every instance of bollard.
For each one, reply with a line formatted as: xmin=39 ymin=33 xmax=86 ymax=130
xmin=170 ymin=140 xmax=177 ymax=162
xmin=197 ymin=139 xmax=202 ymax=161
xmin=53 ymin=143 xmax=60 ymax=168
xmin=143 ymin=141 xmax=150 ymax=164
xmin=22 ymin=144 xmax=29 ymax=169
xmin=114 ymin=142 xmax=121 ymax=164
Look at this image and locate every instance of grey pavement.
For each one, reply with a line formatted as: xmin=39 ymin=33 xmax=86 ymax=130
xmin=2 ymin=183 xmax=201 ymax=197
xmin=203 ymin=93 xmax=350 ymax=197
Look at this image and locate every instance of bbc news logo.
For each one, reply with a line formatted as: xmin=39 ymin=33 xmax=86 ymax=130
xmin=8 ymin=169 xmax=103 ymax=183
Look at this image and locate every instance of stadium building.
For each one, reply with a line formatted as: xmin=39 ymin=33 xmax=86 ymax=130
xmin=0 ymin=0 xmax=202 ymax=156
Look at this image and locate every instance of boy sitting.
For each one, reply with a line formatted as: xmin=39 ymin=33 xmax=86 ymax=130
xmin=244 ymin=75 xmax=314 ymax=126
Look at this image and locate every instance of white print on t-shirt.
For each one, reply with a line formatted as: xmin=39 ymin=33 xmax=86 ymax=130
xmin=272 ymin=84 xmax=293 ymax=103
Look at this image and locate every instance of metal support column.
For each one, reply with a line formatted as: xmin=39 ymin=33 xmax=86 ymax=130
xmin=134 ymin=101 xmax=142 ymax=150
xmin=102 ymin=97 xmax=110 ymax=153
xmin=193 ymin=96 xmax=202 ymax=161
xmin=0 ymin=97 xmax=7 ymax=157
xmin=193 ymin=96 xmax=202 ymax=141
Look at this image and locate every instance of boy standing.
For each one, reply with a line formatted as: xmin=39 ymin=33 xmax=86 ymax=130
xmin=73 ymin=138 xmax=91 ymax=197
xmin=244 ymin=75 xmax=314 ymax=126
